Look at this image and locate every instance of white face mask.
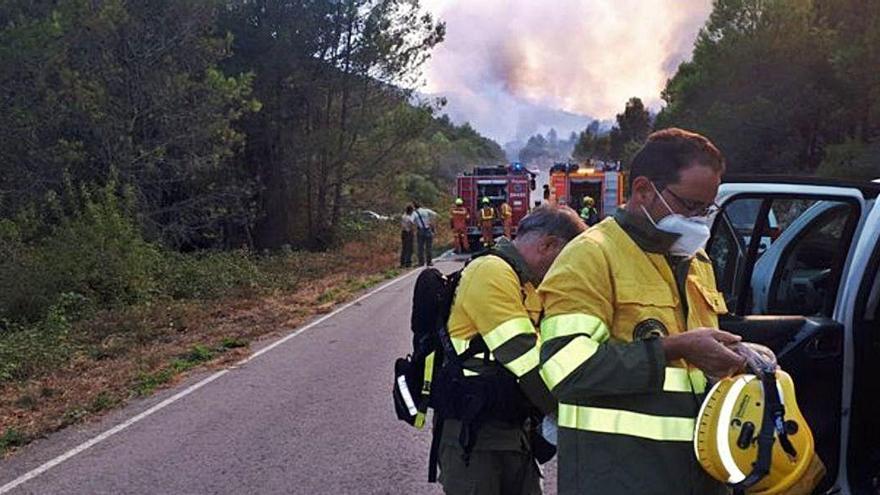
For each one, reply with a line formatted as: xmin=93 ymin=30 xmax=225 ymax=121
xmin=642 ymin=183 xmax=712 ymax=258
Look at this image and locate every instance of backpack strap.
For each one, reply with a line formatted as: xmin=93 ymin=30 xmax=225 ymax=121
xmin=428 ymin=413 xmax=444 ymax=482
xmin=427 ymin=251 xmax=527 ymax=482
xmin=414 ymin=350 xmax=435 ymax=429
xmin=414 ymin=209 xmax=430 ymax=231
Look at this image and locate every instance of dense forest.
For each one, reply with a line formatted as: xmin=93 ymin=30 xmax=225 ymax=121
xmin=0 ymin=0 xmax=505 ymax=364
xmin=0 ymin=0 xmax=503 ymax=255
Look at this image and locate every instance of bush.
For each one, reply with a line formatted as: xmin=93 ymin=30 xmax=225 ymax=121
xmin=155 ymin=249 xmax=267 ymax=300
xmin=817 ymin=139 xmax=880 ymax=181
xmin=0 ymin=301 xmax=73 ymax=382
xmin=0 ymin=183 xmax=160 ymax=323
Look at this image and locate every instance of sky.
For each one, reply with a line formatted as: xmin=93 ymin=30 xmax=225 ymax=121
xmin=420 ymin=0 xmax=713 ymax=144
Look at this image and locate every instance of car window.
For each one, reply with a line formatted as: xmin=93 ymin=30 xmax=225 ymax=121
xmin=767 ymin=203 xmax=852 ymax=316
xmin=709 ymin=196 xmax=859 ymax=317
xmin=709 ymin=213 xmax=744 ymax=307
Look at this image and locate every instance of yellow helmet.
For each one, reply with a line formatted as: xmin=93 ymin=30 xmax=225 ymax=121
xmin=695 ymin=361 xmax=824 ymax=494
xmin=455 ymin=197 xmax=464 ymax=206
xmin=583 ymin=196 xmax=595 ymax=206
xmin=481 ymin=197 xmax=490 ymax=205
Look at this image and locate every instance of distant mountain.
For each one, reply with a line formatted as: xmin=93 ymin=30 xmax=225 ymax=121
xmin=420 ymin=90 xmax=613 ymax=146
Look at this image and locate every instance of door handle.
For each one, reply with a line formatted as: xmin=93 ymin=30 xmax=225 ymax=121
xmin=804 ymin=332 xmax=842 ymax=359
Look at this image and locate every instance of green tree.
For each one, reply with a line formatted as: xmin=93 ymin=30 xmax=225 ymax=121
xmin=616 ymin=97 xmax=652 ymax=144
xmin=220 ymin=0 xmax=444 ymax=249
xmin=0 ymin=1 xmax=259 ymax=248
xmin=656 ymin=0 xmax=840 ymax=174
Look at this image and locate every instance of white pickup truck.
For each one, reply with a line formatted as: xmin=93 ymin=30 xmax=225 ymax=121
xmin=708 ymin=176 xmax=880 ymax=494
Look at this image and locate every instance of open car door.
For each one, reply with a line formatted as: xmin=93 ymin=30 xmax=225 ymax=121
xmin=707 ymin=177 xmax=879 ymax=492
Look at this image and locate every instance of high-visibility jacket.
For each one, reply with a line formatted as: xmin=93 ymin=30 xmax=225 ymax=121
xmin=538 ymin=217 xmax=728 ymax=495
xmin=446 ymin=240 xmax=555 ymax=449
xmin=579 ymin=206 xmax=597 ymax=221
xmin=499 ymin=202 xmax=513 ymax=220
xmin=480 ymin=206 xmax=496 ymax=222
xmin=450 ymin=206 xmax=469 ymax=231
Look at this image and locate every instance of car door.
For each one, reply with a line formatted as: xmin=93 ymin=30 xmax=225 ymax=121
xmin=707 ymin=178 xmax=878 ymax=492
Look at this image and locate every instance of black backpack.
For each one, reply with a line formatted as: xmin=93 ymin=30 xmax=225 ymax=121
xmin=392 ymin=253 xmax=550 ymax=482
xmin=392 ymin=266 xmax=460 ymax=429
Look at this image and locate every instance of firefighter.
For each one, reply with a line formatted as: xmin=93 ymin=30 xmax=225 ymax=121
xmin=479 ymin=197 xmax=496 ymax=247
xmin=439 ymin=205 xmax=586 ymax=495
xmin=499 ymin=199 xmax=513 ymax=238
xmin=450 ymin=198 xmax=470 ymax=254
xmin=579 ymin=195 xmax=599 ymax=226
xmin=538 ymin=128 xmax=746 ymax=495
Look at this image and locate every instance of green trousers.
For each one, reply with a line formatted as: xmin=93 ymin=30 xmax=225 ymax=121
xmin=438 ymin=420 xmax=542 ymax=495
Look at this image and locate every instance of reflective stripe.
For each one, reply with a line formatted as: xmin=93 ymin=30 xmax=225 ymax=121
xmin=716 ymin=376 xmax=755 ymax=482
xmin=541 ymin=314 xmax=610 ymax=343
xmin=421 ymin=352 xmax=435 ymax=395
xmin=663 ymin=367 xmax=707 ymax=394
xmin=397 ymin=376 xmax=418 ymax=416
xmin=505 ymin=345 xmax=540 ymax=377
xmin=450 ymin=337 xmax=469 ymax=355
xmin=558 ymin=403 xmax=695 ymax=442
xmin=483 ymin=317 xmax=534 ymax=351
xmin=690 ymin=368 xmax=708 ymax=394
xmin=415 ymin=351 xmax=436 ymax=429
xmin=540 ymin=336 xmax=600 ymax=390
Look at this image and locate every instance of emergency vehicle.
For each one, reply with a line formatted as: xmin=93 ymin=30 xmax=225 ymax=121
xmin=548 ymin=162 xmax=627 ymax=218
xmin=455 ymin=163 xmax=536 ymax=248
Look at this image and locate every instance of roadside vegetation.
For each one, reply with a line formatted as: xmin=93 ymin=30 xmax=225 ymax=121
xmin=0 ymin=210 xmax=407 ymax=455
xmin=0 ymin=1 xmax=498 ymax=454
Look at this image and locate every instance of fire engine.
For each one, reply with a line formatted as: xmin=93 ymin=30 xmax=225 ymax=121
xmin=548 ymin=162 xmax=627 ymax=219
xmin=455 ymin=163 xmax=536 ymax=248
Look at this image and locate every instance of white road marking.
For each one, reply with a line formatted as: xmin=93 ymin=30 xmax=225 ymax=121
xmin=0 ymin=267 xmax=424 ymax=494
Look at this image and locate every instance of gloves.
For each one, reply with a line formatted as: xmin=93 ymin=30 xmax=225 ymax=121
xmin=729 ymin=342 xmax=778 ymax=375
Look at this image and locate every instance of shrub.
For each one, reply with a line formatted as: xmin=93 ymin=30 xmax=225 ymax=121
xmin=155 ymin=249 xmax=267 ymax=300
xmin=0 ymin=183 xmax=160 ymax=323
xmin=0 ymin=300 xmax=73 ymax=382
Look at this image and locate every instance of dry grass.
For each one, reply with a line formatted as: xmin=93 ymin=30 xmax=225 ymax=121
xmin=0 ymin=223 xmax=406 ymax=455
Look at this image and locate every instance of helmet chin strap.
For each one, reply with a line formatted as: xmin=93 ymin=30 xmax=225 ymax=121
xmin=731 ymin=358 xmax=799 ymax=494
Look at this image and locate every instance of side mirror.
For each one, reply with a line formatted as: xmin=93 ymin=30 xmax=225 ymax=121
xmin=530 ymin=179 xmax=537 ymax=191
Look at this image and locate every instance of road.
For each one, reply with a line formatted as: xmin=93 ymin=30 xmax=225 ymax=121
xmin=0 ymin=259 xmax=556 ymax=494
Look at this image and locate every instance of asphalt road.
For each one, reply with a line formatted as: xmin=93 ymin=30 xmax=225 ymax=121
xmin=0 ymin=259 xmax=556 ymax=494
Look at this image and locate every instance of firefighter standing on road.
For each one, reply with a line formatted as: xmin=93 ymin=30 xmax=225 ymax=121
xmin=579 ymin=196 xmax=599 ymax=226
xmin=538 ymin=129 xmax=746 ymax=495
xmin=500 ymin=200 xmax=514 ymax=238
xmin=450 ymin=198 xmax=470 ymax=254
xmin=439 ymin=205 xmax=586 ymax=495
xmin=479 ymin=197 xmax=496 ymax=248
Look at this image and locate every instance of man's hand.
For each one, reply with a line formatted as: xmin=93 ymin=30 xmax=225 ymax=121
xmin=662 ymin=328 xmax=747 ymax=379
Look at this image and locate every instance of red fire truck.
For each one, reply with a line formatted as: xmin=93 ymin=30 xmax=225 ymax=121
xmin=455 ymin=163 xmax=536 ymax=248
xmin=548 ymin=162 xmax=627 ymax=219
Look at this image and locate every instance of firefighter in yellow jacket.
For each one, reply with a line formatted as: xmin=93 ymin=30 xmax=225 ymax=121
xmin=538 ymin=128 xmax=747 ymax=495
xmin=450 ymin=198 xmax=470 ymax=253
xmin=499 ymin=200 xmax=513 ymax=238
xmin=479 ymin=197 xmax=496 ymax=247
xmin=439 ymin=205 xmax=586 ymax=495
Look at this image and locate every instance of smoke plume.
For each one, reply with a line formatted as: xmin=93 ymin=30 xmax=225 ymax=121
xmin=422 ymin=0 xmax=712 ymax=143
